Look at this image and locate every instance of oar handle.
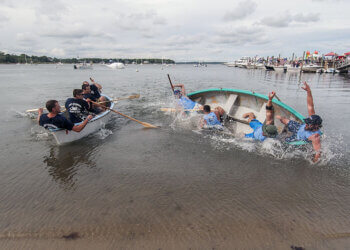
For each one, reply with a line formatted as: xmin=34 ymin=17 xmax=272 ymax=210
xmin=91 ymin=101 xmax=159 ymax=128
xmin=167 ymin=74 xmax=175 ymax=93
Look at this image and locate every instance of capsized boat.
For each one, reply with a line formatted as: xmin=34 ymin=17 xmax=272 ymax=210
xmin=49 ymin=94 xmax=114 ymax=145
xmin=187 ymin=89 xmax=307 ymax=145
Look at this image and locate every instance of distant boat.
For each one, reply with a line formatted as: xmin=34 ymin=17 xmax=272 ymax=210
xmin=74 ymin=61 xmax=93 ymax=70
xmin=105 ymin=62 xmax=125 ymax=69
xmin=302 ymin=64 xmax=322 ymax=73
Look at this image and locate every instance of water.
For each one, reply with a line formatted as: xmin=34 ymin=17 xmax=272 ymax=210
xmin=0 ymin=64 xmax=349 ymax=249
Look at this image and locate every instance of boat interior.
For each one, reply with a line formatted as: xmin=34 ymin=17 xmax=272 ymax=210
xmin=190 ymin=91 xmax=303 ymax=136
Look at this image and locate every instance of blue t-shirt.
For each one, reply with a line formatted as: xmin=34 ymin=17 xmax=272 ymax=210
xmin=204 ymin=112 xmax=222 ymax=126
xmin=297 ymin=124 xmax=322 ymax=141
xmin=245 ymin=119 xmax=266 ymax=141
xmin=65 ymin=98 xmax=90 ymax=123
xmin=177 ymin=96 xmax=196 ymax=110
xmin=90 ymin=84 xmax=101 ymax=99
xmin=39 ymin=114 xmax=74 ymax=131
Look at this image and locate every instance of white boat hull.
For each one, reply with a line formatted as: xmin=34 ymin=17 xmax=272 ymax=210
xmin=51 ymin=95 xmax=115 ymax=145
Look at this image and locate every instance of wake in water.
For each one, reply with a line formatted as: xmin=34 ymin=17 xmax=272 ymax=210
xmin=164 ymin=108 xmax=346 ymax=166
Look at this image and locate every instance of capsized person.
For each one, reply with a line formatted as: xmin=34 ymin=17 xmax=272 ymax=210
xmin=276 ymin=82 xmax=322 ymax=162
xmin=200 ymin=105 xmax=224 ymax=130
xmin=172 ymin=83 xmax=202 ymax=110
xmin=243 ymin=91 xmax=278 ymax=141
xmin=38 ymin=100 xmax=92 ymax=132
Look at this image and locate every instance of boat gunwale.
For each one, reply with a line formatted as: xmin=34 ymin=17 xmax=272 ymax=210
xmin=187 ymin=88 xmax=305 ymax=122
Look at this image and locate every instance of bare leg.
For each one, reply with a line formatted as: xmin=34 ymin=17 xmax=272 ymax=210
xmin=242 ymin=112 xmax=256 ymax=123
xmin=214 ymin=106 xmax=225 ymax=120
xmin=275 ymin=115 xmax=290 ymax=125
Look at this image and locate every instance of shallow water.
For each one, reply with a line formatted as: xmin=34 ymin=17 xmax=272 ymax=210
xmin=0 ymin=64 xmax=349 ymax=249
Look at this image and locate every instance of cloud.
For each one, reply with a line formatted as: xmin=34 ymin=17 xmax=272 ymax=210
xmin=0 ymin=10 xmax=10 ymax=25
xmin=36 ymin=0 xmax=68 ymax=21
xmin=214 ymin=26 xmax=270 ymax=45
xmin=223 ymin=0 xmax=257 ymax=21
xmin=258 ymin=12 xmax=320 ymax=27
xmin=115 ymin=9 xmax=167 ymax=32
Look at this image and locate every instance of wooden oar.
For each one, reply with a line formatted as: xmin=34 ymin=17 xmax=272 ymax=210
xmin=160 ymin=107 xmax=202 ymax=112
xmin=167 ymin=74 xmax=175 ymax=94
xmin=91 ymin=101 xmax=159 ymax=129
xmin=25 ymin=94 xmax=140 ymax=113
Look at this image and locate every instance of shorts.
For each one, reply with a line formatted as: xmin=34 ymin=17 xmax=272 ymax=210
xmin=285 ymin=120 xmax=302 ymax=142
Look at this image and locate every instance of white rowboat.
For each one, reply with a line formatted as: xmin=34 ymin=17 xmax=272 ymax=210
xmin=49 ymin=94 xmax=115 ymax=145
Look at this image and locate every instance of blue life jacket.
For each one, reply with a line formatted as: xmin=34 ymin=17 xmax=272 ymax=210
xmin=204 ymin=112 xmax=221 ymax=126
xmin=296 ymin=124 xmax=321 ymax=141
xmin=178 ymin=96 xmax=196 ymax=110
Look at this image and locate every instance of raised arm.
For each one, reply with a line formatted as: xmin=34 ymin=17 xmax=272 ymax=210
xmin=37 ymin=108 xmax=43 ymax=124
xmin=265 ymin=91 xmax=275 ymax=125
xmin=172 ymin=83 xmax=186 ymax=96
xmin=301 ymin=82 xmax=315 ymax=116
xmin=90 ymin=77 xmax=102 ymax=90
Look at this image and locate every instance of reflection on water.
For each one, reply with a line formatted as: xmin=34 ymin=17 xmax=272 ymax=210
xmin=43 ymin=145 xmax=97 ymax=190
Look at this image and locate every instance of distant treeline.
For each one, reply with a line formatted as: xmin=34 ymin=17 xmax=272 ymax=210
xmin=0 ymin=51 xmax=175 ymax=64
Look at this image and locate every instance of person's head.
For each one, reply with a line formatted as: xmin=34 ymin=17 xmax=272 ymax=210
xmin=73 ymin=89 xmax=84 ymax=99
xmin=262 ymin=124 xmax=278 ymax=138
xmin=304 ymin=114 xmax=322 ymax=131
xmin=46 ymin=100 xmax=60 ymax=114
xmin=203 ymin=105 xmax=211 ymax=114
xmin=174 ymin=89 xmax=182 ymax=98
xmin=82 ymin=81 xmax=89 ymax=86
xmin=82 ymin=84 xmax=90 ymax=93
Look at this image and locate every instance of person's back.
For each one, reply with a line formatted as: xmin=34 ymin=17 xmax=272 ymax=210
xmin=203 ymin=112 xmax=221 ymax=126
xmin=178 ymin=95 xmax=196 ymax=110
xmin=65 ymin=89 xmax=90 ymax=123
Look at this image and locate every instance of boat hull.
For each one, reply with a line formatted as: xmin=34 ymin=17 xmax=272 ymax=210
xmin=50 ymin=95 xmax=114 ymax=145
xmin=187 ymin=89 xmax=306 ymax=143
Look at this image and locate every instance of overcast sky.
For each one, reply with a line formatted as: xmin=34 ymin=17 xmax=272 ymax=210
xmin=0 ymin=0 xmax=349 ymax=61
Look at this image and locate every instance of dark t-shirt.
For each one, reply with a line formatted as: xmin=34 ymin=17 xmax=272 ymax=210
xmin=65 ymin=98 xmax=90 ymax=123
xmin=90 ymin=84 xmax=101 ymax=99
xmin=83 ymin=92 xmax=97 ymax=102
xmin=39 ymin=114 xmax=74 ymax=130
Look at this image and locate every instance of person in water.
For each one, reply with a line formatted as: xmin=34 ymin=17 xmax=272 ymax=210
xmin=276 ymin=82 xmax=322 ymax=162
xmin=200 ymin=105 xmax=224 ymax=129
xmin=38 ymin=100 xmax=92 ymax=132
xmin=242 ymin=91 xmax=278 ymax=141
xmin=65 ymin=89 xmax=93 ymax=123
xmin=172 ymin=83 xmax=202 ymax=110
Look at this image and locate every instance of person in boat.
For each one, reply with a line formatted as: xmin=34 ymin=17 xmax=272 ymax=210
xmin=82 ymin=78 xmax=107 ymax=104
xmin=242 ymin=91 xmax=278 ymax=141
xmin=276 ymin=82 xmax=322 ymax=162
xmin=172 ymin=83 xmax=203 ymax=110
xmin=65 ymin=89 xmax=94 ymax=123
xmin=82 ymin=84 xmax=105 ymax=113
xmin=200 ymin=105 xmax=224 ymax=130
xmin=38 ymin=100 xmax=92 ymax=132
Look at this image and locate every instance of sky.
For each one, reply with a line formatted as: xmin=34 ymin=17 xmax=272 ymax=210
xmin=0 ymin=0 xmax=349 ymax=61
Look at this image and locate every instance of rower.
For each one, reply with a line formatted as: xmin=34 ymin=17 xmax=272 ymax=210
xmin=82 ymin=78 xmax=107 ymax=104
xmin=201 ymin=105 xmax=224 ymax=130
xmin=82 ymin=84 xmax=103 ymax=113
xmin=276 ymin=82 xmax=322 ymax=162
xmin=172 ymin=84 xmax=202 ymax=110
xmin=242 ymin=91 xmax=278 ymax=141
xmin=38 ymin=100 xmax=92 ymax=132
xmin=65 ymin=89 xmax=93 ymax=123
